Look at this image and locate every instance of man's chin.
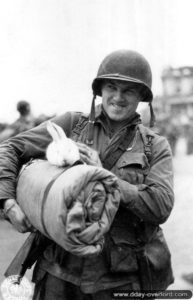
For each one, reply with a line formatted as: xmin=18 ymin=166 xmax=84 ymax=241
xmin=108 ymin=113 xmax=127 ymax=122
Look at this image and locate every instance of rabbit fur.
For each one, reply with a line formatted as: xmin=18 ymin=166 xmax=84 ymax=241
xmin=46 ymin=121 xmax=80 ymax=167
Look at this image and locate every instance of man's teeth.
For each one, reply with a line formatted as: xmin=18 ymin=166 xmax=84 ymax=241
xmin=112 ymin=103 xmax=124 ymax=108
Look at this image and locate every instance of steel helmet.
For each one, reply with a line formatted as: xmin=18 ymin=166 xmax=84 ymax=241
xmin=92 ymin=49 xmax=153 ymax=102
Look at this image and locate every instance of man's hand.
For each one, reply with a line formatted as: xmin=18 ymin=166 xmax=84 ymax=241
xmin=76 ymin=142 xmax=102 ymax=167
xmin=4 ymin=199 xmax=34 ymax=233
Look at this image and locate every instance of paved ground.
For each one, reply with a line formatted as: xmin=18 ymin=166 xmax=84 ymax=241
xmin=163 ymin=154 xmax=193 ymax=291
xmin=0 ymin=138 xmax=193 ymax=297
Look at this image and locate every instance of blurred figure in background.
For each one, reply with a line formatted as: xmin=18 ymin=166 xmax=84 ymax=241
xmin=0 ymin=100 xmax=36 ymax=142
xmin=185 ymin=117 xmax=193 ymax=155
xmin=140 ymin=109 xmax=181 ymax=156
xmin=182 ymin=272 xmax=193 ymax=285
xmin=152 ymin=114 xmax=181 ymax=157
xmin=11 ymin=100 xmax=35 ymax=134
xmin=164 ymin=117 xmax=181 ymax=156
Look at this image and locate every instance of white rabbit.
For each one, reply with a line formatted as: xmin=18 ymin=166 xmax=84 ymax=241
xmin=46 ymin=121 xmax=80 ymax=167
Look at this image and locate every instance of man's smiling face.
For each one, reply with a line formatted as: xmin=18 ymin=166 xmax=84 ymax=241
xmin=101 ymin=79 xmax=141 ymax=122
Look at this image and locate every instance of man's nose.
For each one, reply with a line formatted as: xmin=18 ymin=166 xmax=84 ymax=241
xmin=113 ymin=90 xmax=123 ymax=101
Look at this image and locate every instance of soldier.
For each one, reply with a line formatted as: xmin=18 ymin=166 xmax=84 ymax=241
xmin=11 ymin=100 xmax=35 ymax=134
xmin=0 ymin=100 xmax=35 ymax=142
xmin=1 ymin=50 xmax=174 ymax=299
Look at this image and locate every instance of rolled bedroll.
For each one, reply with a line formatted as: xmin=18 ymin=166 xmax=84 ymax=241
xmin=16 ymin=160 xmax=120 ymax=257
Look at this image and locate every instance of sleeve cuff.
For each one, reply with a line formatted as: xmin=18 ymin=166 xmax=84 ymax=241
xmin=117 ymin=179 xmax=148 ymax=209
xmin=117 ymin=179 xmax=138 ymax=207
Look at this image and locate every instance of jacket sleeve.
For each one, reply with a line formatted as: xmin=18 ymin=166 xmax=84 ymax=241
xmin=118 ymin=135 xmax=174 ymax=225
xmin=0 ymin=112 xmax=75 ymax=207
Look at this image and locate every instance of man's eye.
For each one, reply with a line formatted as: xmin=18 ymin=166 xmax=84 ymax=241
xmin=125 ymin=89 xmax=135 ymax=95
xmin=107 ymin=84 xmax=116 ymax=90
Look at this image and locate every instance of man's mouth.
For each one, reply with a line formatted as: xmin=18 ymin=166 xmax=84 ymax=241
xmin=111 ymin=103 xmax=126 ymax=108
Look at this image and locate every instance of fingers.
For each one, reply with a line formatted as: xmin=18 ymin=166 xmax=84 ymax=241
xmin=12 ymin=216 xmax=34 ymax=233
xmin=15 ymin=222 xmax=31 ymax=233
xmin=76 ymin=143 xmax=93 ymax=164
xmin=76 ymin=142 xmax=92 ymax=157
xmin=79 ymin=153 xmax=91 ymax=165
xmin=76 ymin=142 xmax=102 ymax=167
xmin=76 ymin=142 xmax=98 ymax=159
xmin=22 ymin=217 xmax=36 ymax=233
xmin=6 ymin=201 xmax=34 ymax=233
xmin=9 ymin=215 xmax=31 ymax=233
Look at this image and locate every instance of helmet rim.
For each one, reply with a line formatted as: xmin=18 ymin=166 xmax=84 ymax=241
xmin=92 ymin=75 xmax=153 ymax=102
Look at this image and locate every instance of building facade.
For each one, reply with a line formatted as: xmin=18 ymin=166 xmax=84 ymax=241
xmin=156 ymin=66 xmax=193 ymax=123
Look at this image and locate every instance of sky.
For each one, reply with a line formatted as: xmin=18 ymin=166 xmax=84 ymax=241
xmin=0 ymin=0 xmax=193 ymax=122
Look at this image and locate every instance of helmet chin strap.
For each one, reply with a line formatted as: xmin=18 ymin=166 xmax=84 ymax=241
xmin=86 ymin=94 xmax=96 ymax=145
xmin=149 ymin=102 xmax=156 ymax=128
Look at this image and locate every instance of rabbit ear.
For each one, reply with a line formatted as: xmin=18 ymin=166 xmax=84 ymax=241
xmin=46 ymin=121 xmax=67 ymax=142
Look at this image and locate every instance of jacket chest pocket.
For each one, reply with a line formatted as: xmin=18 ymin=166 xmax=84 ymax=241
xmin=117 ymin=152 xmax=149 ymax=184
